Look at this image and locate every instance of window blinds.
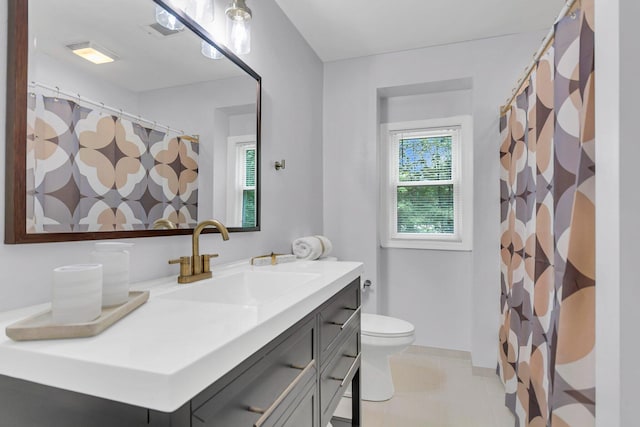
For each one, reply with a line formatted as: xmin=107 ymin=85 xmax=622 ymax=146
xmin=394 ymin=129 xmax=458 ymax=235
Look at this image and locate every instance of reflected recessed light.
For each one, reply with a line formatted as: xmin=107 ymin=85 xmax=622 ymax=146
xmin=66 ymin=42 xmax=117 ymax=64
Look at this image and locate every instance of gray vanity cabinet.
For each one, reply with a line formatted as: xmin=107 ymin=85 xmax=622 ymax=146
xmin=318 ymin=283 xmax=361 ymax=427
xmin=0 ymin=278 xmax=361 ymax=427
xmin=319 ymin=283 xmax=360 ymax=366
xmin=191 ymin=318 xmax=317 ymax=427
xmin=186 ymin=278 xmax=361 ymax=427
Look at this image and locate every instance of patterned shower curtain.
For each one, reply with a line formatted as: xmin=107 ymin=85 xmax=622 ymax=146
xmin=498 ymin=2 xmax=595 ymax=426
xmin=27 ymin=93 xmax=199 ymax=232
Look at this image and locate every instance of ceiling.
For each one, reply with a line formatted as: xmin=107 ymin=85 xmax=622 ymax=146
xmin=30 ymin=0 xmax=565 ymax=91
xmin=31 ymin=0 xmax=245 ymax=93
xmin=274 ymin=0 xmax=565 ymax=62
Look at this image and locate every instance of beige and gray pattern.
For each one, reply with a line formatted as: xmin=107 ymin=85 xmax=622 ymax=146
xmin=26 ymin=93 xmax=199 ymax=232
xmin=498 ymin=2 xmax=594 ymax=426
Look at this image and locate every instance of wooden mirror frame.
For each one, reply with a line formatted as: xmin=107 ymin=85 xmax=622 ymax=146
xmin=5 ymin=0 xmax=262 ymax=243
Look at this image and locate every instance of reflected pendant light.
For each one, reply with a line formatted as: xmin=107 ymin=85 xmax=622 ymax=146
xmin=201 ymin=42 xmax=224 ymax=59
xmin=155 ymin=6 xmax=185 ymax=31
xmin=193 ymin=0 xmax=215 ymax=24
xmin=225 ymin=0 xmax=252 ymax=55
xmin=195 ymin=0 xmax=224 ymax=59
xmin=155 ymin=0 xmax=197 ymax=31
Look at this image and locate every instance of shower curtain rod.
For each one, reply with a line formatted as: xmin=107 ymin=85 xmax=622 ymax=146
xmin=499 ymin=0 xmax=580 ymax=116
xmin=28 ymin=81 xmax=199 ymax=143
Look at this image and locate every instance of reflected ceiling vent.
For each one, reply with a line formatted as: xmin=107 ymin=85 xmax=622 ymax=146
xmin=142 ymin=22 xmax=183 ymax=38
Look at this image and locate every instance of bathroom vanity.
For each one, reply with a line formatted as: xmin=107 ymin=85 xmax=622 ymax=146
xmin=0 ymin=260 xmax=362 ymax=427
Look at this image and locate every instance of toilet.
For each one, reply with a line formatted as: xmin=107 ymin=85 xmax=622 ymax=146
xmin=360 ymin=313 xmax=415 ymax=401
xmin=318 ymin=258 xmax=415 ymax=402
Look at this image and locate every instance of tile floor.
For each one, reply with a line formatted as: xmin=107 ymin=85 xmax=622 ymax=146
xmin=334 ymin=345 xmax=515 ymax=427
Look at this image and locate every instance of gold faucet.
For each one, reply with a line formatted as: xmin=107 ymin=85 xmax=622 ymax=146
xmin=152 ymin=218 xmax=177 ymax=230
xmin=169 ymin=219 xmax=230 ymax=284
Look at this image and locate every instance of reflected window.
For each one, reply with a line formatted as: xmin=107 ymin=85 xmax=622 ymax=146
xmin=227 ymin=135 xmax=256 ymax=227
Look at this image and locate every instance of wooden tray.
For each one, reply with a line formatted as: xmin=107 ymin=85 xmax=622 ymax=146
xmin=5 ymin=291 xmax=149 ymax=341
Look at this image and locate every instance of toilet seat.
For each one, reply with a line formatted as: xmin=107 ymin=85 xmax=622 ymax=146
xmin=361 ymin=313 xmax=414 ymax=338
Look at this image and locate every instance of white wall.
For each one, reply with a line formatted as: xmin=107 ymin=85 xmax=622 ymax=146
xmin=595 ymin=0 xmax=640 ymax=425
xmin=229 ymin=113 xmax=256 ymax=136
xmin=323 ymin=31 xmax=545 ymax=367
xmin=30 ymin=53 xmax=140 ymax=112
xmin=380 ymin=89 xmax=472 ymax=124
xmin=380 ymin=250 xmax=473 ymax=351
xmin=595 ymin=1 xmax=619 ymax=424
xmin=0 ymin=0 xmax=324 ymax=312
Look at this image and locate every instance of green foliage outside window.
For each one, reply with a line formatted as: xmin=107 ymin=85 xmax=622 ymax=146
xmin=245 ymin=149 xmax=256 ymax=187
xmin=397 ymin=185 xmax=454 ymax=234
xmin=397 ymin=136 xmax=454 ymax=234
xmin=399 ymin=136 xmax=452 ymax=182
xmin=242 ymin=148 xmax=256 ymax=227
xmin=242 ymin=190 xmax=256 ymax=228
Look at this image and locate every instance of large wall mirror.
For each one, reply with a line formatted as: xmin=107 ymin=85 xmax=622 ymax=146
xmin=5 ymin=0 xmax=261 ymax=243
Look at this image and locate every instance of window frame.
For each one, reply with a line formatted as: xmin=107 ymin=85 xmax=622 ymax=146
xmin=225 ymin=134 xmax=256 ymax=228
xmin=380 ymin=116 xmax=473 ymax=251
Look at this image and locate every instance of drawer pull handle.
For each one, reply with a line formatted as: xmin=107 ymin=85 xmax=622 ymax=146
xmin=329 ymin=307 xmax=361 ymax=330
xmin=248 ymin=359 xmax=316 ymax=427
xmin=330 ymin=353 xmax=361 ymax=388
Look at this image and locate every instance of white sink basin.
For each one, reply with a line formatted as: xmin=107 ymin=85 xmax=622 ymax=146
xmin=159 ymin=271 xmax=321 ymax=306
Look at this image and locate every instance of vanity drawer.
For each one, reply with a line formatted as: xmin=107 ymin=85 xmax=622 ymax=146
xmin=192 ymin=319 xmax=316 ymax=427
xmin=275 ymin=378 xmax=318 ymax=427
xmin=319 ymin=278 xmax=360 ymax=365
xmin=320 ymin=328 xmax=360 ymax=424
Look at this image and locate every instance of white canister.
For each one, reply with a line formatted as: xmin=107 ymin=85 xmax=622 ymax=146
xmin=52 ymin=264 xmax=103 ymax=324
xmin=91 ymin=242 xmax=134 ymax=307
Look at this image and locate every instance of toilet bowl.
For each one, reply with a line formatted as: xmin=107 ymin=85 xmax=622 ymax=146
xmin=360 ymin=313 xmax=415 ymax=401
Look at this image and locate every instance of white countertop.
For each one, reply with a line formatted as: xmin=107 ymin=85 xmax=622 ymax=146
xmin=0 ymin=259 xmax=363 ymax=412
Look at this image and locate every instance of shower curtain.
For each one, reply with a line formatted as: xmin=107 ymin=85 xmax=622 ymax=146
xmin=27 ymin=93 xmax=199 ymax=232
xmin=498 ymin=2 xmax=594 ymax=426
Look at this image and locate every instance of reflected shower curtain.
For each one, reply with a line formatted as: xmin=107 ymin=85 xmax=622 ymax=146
xmin=498 ymin=2 xmax=595 ymax=426
xmin=26 ymin=93 xmax=199 ymax=232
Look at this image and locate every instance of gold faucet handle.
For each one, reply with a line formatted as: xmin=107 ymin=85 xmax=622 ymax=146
xmin=169 ymin=256 xmax=191 ymax=277
xmin=202 ymin=253 xmax=219 ymax=273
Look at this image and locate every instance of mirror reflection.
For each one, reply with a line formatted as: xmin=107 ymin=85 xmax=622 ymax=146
xmin=25 ymin=0 xmax=259 ymax=235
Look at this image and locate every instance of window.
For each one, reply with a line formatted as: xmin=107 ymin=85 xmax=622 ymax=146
xmin=380 ymin=116 xmax=472 ymax=250
xmin=240 ymin=145 xmax=256 ymax=227
xmin=226 ymin=135 xmax=256 ymax=228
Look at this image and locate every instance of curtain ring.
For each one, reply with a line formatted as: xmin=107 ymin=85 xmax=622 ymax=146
xmin=54 ymin=86 xmax=60 ymax=102
xmin=99 ymin=102 xmax=105 ymax=115
xmin=570 ymin=11 xmax=577 ymax=20
xmin=118 ymin=108 xmax=123 ymax=119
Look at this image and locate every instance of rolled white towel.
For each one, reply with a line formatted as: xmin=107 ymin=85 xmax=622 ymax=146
xmin=292 ymin=235 xmax=333 ymax=260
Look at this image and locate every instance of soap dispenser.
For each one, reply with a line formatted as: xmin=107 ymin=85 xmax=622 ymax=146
xmin=91 ymin=242 xmax=134 ymax=307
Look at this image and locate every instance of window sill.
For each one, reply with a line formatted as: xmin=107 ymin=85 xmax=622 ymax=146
xmin=380 ymin=238 xmax=472 ymax=251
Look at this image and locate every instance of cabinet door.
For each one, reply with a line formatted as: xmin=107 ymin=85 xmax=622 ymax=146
xmin=276 ymin=381 xmax=318 ymax=427
xmin=192 ymin=319 xmax=315 ymax=427
xmin=319 ymin=279 xmax=360 ymax=367
xmin=320 ymin=328 xmax=360 ymax=425
xmin=0 ymin=374 xmax=150 ymax=427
